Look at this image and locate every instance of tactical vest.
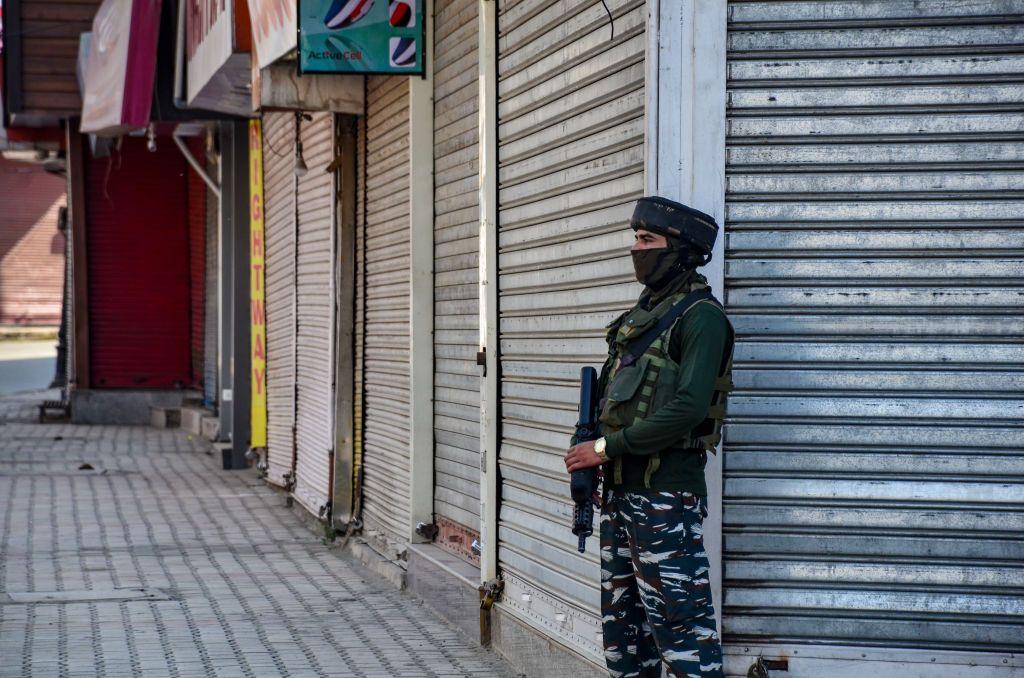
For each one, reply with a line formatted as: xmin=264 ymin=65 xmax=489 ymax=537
xmin=599 ymin=278 xmax=734 ymax=488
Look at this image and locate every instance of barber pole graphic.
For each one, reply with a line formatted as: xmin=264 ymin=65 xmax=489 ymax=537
xmin=324 ymin=0 xmax=374 ymax=29
xmin=389 ymin=37 xmax=416 ymax=67
xmin=300 ymin=0 xmax=424 ymax=74
xmin=389 ymin=0 xmax=414 ymax=27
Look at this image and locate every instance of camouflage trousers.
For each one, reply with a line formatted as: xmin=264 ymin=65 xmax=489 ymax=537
xmin=600 ymin=490 xmax=723 ymax=678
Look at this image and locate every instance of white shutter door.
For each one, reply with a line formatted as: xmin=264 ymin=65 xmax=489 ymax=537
xmin=293 ymin=112 xmax=336 ymax=517
xmin=361 ymin=76 xmax=412 ymax=544
xmin=264 ymin=112 xmax=297 ymax=488
xmin=355 ymin=114 xmax=366 ymax=524
xmin=433 ymin=0 xmax=481 ymax=558
xmin=496 ymin=0 xmax=647 ymax=661
xmin=723 ymin=0 xmax=1024 ymax=666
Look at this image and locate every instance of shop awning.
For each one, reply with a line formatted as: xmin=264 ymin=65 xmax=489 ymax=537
xmin=79 ymin=0 xmax=162 ymax=136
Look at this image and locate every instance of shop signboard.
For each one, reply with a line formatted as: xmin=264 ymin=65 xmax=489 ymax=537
xmin=79 ymin=0 xmax=161 ymax=135
xmin=249 ymin=120 xmax=268 ymax=450
xmin=247 ymin=0 xmax=296 ymax=68
xmin=298 ymin=0 xmax=425 ymax=75
xmin=186 ymin=0 xmax=253 ymax=116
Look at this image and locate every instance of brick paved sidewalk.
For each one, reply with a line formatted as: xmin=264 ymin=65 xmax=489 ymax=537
xmin=0 ymin=391 xmax=519 ymax=678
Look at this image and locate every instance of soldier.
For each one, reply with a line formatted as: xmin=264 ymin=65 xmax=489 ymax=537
xmin=564 ymin=196 xmax=733 ymax=678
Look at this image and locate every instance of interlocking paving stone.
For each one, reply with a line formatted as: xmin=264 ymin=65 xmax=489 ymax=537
xmin=0 ymin=391 xmax=520 ymax=678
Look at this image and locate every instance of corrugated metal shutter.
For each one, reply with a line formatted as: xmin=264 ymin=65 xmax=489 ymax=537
xmin=360 ymin=75 xmax=412 ymax=544
xmin=433 ymin=0 xmax=482 ymax=558
xmin=203 ymin=154 xmax=219 ymax=407
xmin=293 ymin=112 xmax=336 ymax=517
xmin=4 ymin=0 xmax=101 ymax=121
xmin=264 ymin=112 xmax=297 ymax=488
xmin=355 ymin=114 xmax=367 ymax=523
xmin=495 ymin=0 xmax=646 ymax=661
xmin=84 ymin=137 xmax=192 ymax=389
xmin=723 ymin=0 xmax=1024 ymax=657
xmin=63 ymin=202 xmax=74 ymax=394
xmin=186 ymin=142 xmax=206 ymax=389
xmin=0 ymin=155 xmax=66 ymax=326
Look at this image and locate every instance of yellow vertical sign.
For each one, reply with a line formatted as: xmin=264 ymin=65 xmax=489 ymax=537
xmin=249 ymin=120 xmax=268 ymax=449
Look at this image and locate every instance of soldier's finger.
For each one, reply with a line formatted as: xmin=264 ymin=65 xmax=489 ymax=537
xmin=567 ymin=458 xmax=586 ymax=472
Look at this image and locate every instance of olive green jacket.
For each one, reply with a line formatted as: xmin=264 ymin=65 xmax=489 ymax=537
xmin=596 ymin=274 xmax=733 ymax=495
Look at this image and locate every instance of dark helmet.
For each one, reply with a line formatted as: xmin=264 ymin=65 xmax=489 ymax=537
xmin=630 ymin=196 xmax=718 ymax=260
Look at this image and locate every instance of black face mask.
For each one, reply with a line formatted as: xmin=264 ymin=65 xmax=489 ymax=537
xmin=631 ymin=247 xmax=686 ymax=290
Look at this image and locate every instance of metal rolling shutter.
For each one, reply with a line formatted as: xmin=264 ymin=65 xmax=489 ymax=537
xmin=496 ymin=0 xmax=646 ymax=660
xmin=186 ymin=146 xmax=206 ymax=389
xmin=355 ymin=114 xmax=367 ymax=524
xmin=361 ymin=75 xmax=412 ymax=544
xmin=723 ymin=0 xmax=1024 ymax=659
xmin=0 ymin=156 xmax=66 ymax=326
xmin=293 ymin=112 xmax=336 ymax=517
xmin=85 ymin=137 xmax=192 ymax=389
xmin=263 ymin=112 xmax=297 ymax=488
xmin=203 ymin=155 xmax=219 ymax=407
xmin=433 ymin=0 xmax=482 ymax=558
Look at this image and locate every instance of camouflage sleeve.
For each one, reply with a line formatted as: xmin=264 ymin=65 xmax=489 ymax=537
xmin=603 ymin=303 xmax=728 ymax=458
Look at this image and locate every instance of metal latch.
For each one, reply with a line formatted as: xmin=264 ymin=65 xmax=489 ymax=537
xmin=748 ymin=657 xmax=789 ymax=677
xmin=478 ymin=578 xmax=504 ymax=647
xmin=479 ymin=578 xmax=503 ymax=611
xmin=415 ymin=522 xmax=438 ymax=540
xmin=476 ymin=348 xmax=487 ymax=376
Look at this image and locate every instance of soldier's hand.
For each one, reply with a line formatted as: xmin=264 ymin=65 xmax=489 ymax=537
xmin=565 ymin=441 xmax=603 ymax=473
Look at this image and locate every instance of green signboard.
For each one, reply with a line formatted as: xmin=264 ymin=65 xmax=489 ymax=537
xmin=298 ymin=0 xmax=425 ymax=75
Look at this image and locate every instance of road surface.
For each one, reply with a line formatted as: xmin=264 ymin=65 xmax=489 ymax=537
xmin=0 ymin=340 xmax=57 ymax=396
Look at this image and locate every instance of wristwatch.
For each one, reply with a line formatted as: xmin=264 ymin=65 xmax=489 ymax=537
xmin=594 ymin=437 xmax=609 ymax=462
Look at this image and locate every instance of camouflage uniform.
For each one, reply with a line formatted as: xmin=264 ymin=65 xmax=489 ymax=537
xmin=600 ymin=490 xmax=722 ymax=678
xmin=586 ymin=196 xmax=732 ymax=677
xmin=594 ymin=274 xmax=731 ymax=677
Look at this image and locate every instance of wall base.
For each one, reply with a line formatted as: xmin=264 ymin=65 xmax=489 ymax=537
xmin=71 ymin=389 xmax=186 ymax=425
xmin=407 ymin=543 xmax=480 ymax=643
xmin=492 ymin=605 xmax=605 ymax=678
xmin=341 ymin=537 xmax=407 ymax=591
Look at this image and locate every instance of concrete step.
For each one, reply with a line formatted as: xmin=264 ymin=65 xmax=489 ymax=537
xmin=150 ymin=407 xmax=181 ymax=429
xmin=200 ymin=415 xmax=220 ymax=442
xmin=180 ymin=406 xmax=206 ymax=435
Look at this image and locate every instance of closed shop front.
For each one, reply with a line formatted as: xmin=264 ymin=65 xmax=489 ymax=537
xmin=292 ymin=112 xmax=337 ymax=517
xmin=84 ymin=136 xmax=192 ymax=389
xmin=359 ymin=75 xmax=413 ymax=545
xmin=263 ymin=112 xmax=297 ymax=488
xmin=432 ymin=0 xmax=482 ymax=563
xmin=495 ymin=0 xmax=646 ymax=662
xmin=0 ymin=154 xmax=66 ymax=326
xmin=722 ymin=1 xmax=1024 ymax=673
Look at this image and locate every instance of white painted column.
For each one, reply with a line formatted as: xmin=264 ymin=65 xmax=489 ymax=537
xmin=646 ymin=0 xmax=728 ymax=626
xmin=477 ymin=0 xmax=499 ymax=583
xmin=408 ymin=5 xmax=436 ymax=544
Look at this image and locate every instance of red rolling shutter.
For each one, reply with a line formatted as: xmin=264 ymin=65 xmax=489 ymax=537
xmin=85 ymin=136 xmax=191 ymax=389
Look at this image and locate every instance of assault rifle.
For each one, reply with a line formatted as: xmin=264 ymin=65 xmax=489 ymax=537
xmin=571 ymin=366 xmax=601 ymax=553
